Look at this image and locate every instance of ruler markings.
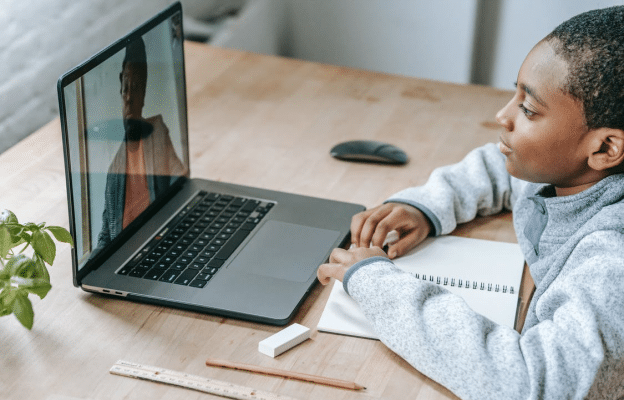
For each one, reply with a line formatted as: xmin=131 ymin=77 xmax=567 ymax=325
xmin=110 ymin=360 xmax=300 ymax=400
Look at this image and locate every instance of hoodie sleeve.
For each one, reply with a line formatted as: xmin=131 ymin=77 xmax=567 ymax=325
xmin=344 ymin=229 xmax=624 ymax=400
xmin=385 ymin=142 xmax=526 ymax=236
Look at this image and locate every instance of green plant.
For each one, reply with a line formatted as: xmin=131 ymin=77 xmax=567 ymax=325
xmin=0 ymin=209 xmax=73 ymax=329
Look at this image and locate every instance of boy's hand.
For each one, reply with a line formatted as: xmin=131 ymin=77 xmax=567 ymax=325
xmin=351 ymin=203 xmax=432 ymax=259
xmin=317 ymin=246 xmax=388 ymax=285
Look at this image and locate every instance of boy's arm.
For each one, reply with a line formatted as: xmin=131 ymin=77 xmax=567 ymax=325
xmin=344 ymin=231 xmax=624 ymax=400
xmin=352 ymin=143 xmax=525 ymax=257
xmin=386 ymin=142 xmax=521 ymax=237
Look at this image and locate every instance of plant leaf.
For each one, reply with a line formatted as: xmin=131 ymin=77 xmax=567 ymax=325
xmin=46 ymin=226 xmax=74 ymax=247
xmin=0 ymin=287 xmax=14 ymax=316
xmin=12 ymin=291 xmax=34 ymax=329
xmin=31 ymin=229 xmax=56 ymax=265
xmin=23 ymin=222 xmax=39 ymax=232
xmin=6 ymin=254 xmax=37 ymax=278
xmin=0 ymin=268 xmax=10 ymax=281
xmin=8 ymin=224 xmax=24 ymax=241
xmin=0 ymin=209 xmax=18 ymax=224
xmin=0 ymin=226 xmax=11 ymax=259
xmin=12 ymin=236 xmax=26 ymax=247
xmin=31 ymin=253 xmax=51 ymax=281
xmin=16 ymin=277 xmax=52 ymax=299
xmin=0 ymin=295 xmax=12 ymax=316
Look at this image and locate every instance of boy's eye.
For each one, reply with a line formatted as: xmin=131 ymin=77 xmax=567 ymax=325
xmin=518 ymin=103 xmax=536 ymax=117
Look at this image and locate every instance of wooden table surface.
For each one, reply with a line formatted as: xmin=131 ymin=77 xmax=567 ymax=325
xmin=0 ymin=41 xmax=529 ymax=400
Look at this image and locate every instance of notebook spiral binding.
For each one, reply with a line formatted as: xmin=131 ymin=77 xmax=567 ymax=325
xmin=414 ymin=273 xmax=514 ymax=294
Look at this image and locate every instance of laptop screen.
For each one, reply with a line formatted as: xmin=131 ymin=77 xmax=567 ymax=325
xmin=59 ymin=5 xmax=189 ymax=272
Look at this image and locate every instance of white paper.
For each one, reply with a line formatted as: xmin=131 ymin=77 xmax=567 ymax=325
xmin=317 ymin=236 xmax=526 ymax=339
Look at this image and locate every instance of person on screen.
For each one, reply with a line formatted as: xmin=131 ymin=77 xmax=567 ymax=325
xmin=318 ymin=6 xmax=624 ymax=400
xmin=96 ymin=37 xmax=185 ymax=248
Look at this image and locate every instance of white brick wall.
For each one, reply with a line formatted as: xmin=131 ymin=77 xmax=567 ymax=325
xmin=0 ymin=0 xmax=174 ymax=154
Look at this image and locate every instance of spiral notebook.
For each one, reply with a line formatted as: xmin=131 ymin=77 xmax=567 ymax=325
xmin=317 ymin=236 xmax=526 ymax=339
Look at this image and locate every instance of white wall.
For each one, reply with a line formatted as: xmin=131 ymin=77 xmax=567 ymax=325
xmin=210 ymin=0 xmax=286 ymax=55
xmin=488 ymin=0 xmax=624 ymax=90
xmin=283 ymin=0 xmax=624 ymax=90
xmin=284 ymin=0 xmax=478 ymax=84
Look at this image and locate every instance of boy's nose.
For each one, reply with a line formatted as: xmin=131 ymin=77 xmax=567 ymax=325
xmin=495 ymin=103 xmax=514 ymax=131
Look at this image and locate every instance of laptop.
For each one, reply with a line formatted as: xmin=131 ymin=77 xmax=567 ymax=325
xmin=57 ymin=2 xmax=364 ymax=325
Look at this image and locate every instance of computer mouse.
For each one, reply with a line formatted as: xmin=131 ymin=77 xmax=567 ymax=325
xmin=330 ymin=140 xmax=409 ymax=165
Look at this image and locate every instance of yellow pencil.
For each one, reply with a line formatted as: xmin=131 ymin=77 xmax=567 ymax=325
xmin=206 ymin=358 xmax=366 ymax=391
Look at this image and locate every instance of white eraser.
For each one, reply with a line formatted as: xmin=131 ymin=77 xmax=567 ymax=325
xmin=258 ymin=323 xmax=311 ymax=357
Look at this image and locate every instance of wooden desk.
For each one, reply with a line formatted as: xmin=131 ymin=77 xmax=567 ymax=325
xmin=0 ymin=42 xmax=528 ymax=400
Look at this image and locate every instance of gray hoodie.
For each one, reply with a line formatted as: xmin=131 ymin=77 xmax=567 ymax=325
xmin=343 ymin=143 xmax=624 ymax=399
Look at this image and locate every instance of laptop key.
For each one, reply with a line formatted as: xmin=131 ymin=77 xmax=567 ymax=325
xmin=204 ymin=192 xmax=219 ymax=201
xmin=199 ymin=233 xmax=215 ymax=241
xmin=145 ymin=268 xmax=165 ymax=280
xmin=196 ymin=272 xmax=212 ymax=281
xmin=240 ymin=222 xmax=257 ymax=231
xmin=174 ymin=269 xmax=199 ymax=285
xmin=195 ymin=238 xmax=209 ymax=246
xmin=212 ymin=239 xmax=226 ymax=246
xmin=117 ymin=266 xmax=132 ymax=275
xmin=167 ymin=250 xmax=182 ymax=257
xmin=142 ymin=257 xmax=158 ymax=265
xmin=207 ymin=259 xmax=225 ymax=268
xmin=241 ymin=200 xmax=260 ymax=212
xmin=129 ymin=268 xmax=148 ymax=278
xmin=201 ymin=267 xmax=218 ymax=275
xmin=214 ymin=229 xmax=250 ymax=260
xmin=189 ymin=279 xmax=208 ymax=288
xmin=177 ymin=257 xmax=193 ymax=265
xmin=159 ymin=270 xmax=181 ymax=283
xmin=188 ymin=244 xmax=203 ymax=252
xmin=161 ymin=256 xmax=176 ymax=264
xmin=231 ymin=197 xmax=246 ymax=207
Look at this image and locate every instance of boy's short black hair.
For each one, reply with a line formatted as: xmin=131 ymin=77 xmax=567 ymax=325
xmin=545 ymin=6 xmax=624 ymax=131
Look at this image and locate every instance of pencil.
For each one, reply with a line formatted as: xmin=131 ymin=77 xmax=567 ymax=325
xmin=205 ymin=358 xmax=366 ymax=391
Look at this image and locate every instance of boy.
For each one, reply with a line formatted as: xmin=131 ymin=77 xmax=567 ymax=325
xmin=318 ymin=6 xmax=624 ymax=400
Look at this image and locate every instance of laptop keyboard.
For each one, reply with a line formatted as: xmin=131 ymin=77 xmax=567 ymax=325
xmin=116 ymin=191 xmax=274 ymax=288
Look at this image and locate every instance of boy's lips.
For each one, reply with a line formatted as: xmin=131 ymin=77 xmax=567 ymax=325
xmin=498 ymin=137 xmax=512 ymax=155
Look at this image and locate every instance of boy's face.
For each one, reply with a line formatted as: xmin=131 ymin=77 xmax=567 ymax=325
xmin=496 ymin=40 xmax=591 ymax=188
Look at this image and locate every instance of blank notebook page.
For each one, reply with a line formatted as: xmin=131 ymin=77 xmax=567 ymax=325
xmin=317 ymin=236 xmax=526 ymax=339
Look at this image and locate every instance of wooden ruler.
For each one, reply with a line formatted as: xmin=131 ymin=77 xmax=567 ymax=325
xmin=110 ymin=360 xmax=300 ymax=400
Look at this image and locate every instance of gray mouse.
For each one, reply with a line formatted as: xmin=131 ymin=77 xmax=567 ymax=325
xmin=330 ymin=140 xmax=408 ymax=165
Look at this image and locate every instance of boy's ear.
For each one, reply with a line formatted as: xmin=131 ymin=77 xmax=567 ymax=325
xmin=587 ymin=128 xmax=624 ymax=171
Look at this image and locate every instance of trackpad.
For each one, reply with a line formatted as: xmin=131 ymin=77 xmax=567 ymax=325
xmin=228 ymin=221 xmax=340 ymax=282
